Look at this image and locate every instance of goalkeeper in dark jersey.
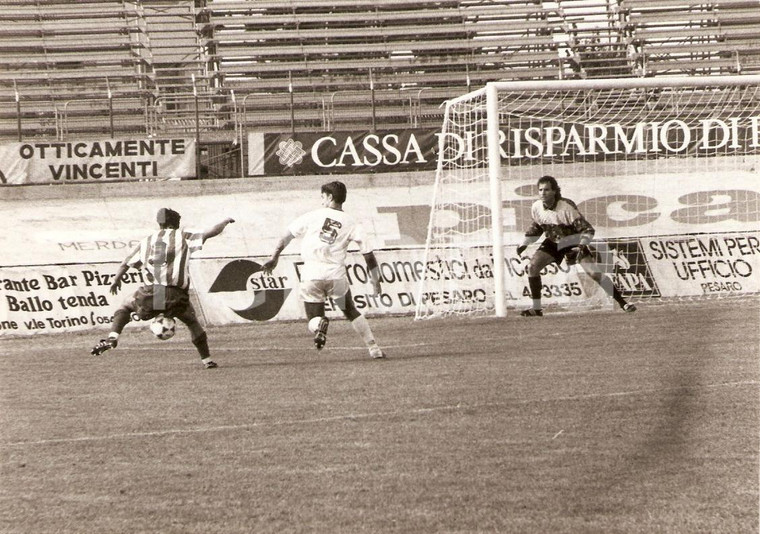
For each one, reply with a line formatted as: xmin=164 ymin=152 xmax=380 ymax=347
xmin=516 ymin=175 xmax=636 ymax=317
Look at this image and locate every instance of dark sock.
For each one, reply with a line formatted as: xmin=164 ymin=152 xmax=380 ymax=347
xmin=304 ymin=302 xmax=325 ymax=326
xmin=111 ymin=309 xmax=131 ymax=334
xmin=528 ymin=276 xmax=542 ymax=309
xmin=611 ymin=284 xmax=627 ymax=307
xmin=192 ymin=332 xmax=210 ymax=359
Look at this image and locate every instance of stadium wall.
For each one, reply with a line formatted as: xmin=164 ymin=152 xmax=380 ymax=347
xmin=1 ymin=168 xmax=759 ymax=337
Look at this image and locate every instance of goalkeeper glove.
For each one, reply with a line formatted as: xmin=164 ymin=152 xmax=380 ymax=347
xmin=577 ymin=243 xmax=591 ymax=259
xmin=516 ymin=244 xmax=527 ymax=256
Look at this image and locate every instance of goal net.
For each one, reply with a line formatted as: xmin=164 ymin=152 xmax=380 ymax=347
xmin=415 ymin=75 xmax=760 ymax=319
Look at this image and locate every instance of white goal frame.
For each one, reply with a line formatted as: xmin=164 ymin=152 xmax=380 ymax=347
xmin=420 ymin=74 xmax=760 ymax=319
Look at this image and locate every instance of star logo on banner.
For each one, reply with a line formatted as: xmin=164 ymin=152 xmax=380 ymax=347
xmin=208 ymin=259 xmax=292 ymax=321
xmin=276 ymin=138 xmax=306 ymax=168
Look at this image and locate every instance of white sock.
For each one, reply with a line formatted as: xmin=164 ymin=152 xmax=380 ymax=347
xmin=108 ymin=333 xmax=119 ymax=340
xmin=350 ymin=315 xmax=378 ymax=349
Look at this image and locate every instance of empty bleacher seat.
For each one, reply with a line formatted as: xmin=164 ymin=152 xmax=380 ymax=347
xmin=2 ymin=0 xmax=758 ymax=142
xmin=0 ymin=1 xmax=155 ymax=140
xmin=622 ymin=0 xmax=760 ymax=76
xmin=203 ymin=0 xmax=561 ymax=132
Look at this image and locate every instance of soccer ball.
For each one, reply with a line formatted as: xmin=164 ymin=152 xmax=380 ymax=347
xmin=308 ymin=316 xmax=323 ymax=333
xmin=150 ymin=315 xmax=176 ymax=340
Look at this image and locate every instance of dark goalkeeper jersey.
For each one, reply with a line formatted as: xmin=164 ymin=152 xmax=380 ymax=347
xmin=524 ymin=197 xmax=595 ymax=248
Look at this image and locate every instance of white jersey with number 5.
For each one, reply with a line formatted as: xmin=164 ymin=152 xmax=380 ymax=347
xmin=288 ymin=207 xmax=372 ymax=281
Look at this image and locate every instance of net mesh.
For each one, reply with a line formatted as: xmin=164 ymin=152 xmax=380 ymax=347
xmin=416 ymin=79 xmax=760 ymax=319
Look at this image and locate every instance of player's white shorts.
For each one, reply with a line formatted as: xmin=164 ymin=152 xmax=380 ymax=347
xmin=300 ymin=278 xmax=349 ymax=303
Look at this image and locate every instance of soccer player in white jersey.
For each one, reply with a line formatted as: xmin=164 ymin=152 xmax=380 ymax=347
xmin=90 ymin=208 xmax=235 ymax=368
xmin=262 ymin=181 xmax=386 ymax=359
xmin=516 ymin=175 xmax=636 ymax=316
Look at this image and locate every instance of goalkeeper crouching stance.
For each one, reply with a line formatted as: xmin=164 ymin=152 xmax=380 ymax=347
xmin=516 ymin=175 xmax=636 ymax=317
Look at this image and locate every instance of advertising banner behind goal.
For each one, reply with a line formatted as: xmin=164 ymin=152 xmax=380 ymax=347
xmin=247 ymin=129 xmax=442 ymax=176
xmin=1 ymin=231 xmax=757 ymax=337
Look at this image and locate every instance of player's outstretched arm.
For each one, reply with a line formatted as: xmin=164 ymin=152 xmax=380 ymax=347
xmin=363 ymin=251 xmax=382 ymax=295
xmin=109 ymin=263 xmax=130 ymax=295
xmin=262 ymin=231 xmax=295 ymax=275
xmin=202 ymin=217 xmax=235 ymax=243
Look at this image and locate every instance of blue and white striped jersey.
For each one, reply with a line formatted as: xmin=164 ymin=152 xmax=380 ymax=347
xmin=123 ymin=227 xmax=204 ymax=289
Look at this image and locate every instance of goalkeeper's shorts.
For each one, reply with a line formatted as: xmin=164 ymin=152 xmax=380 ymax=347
xmin=538 ymin=239 xmax=594 ymax=266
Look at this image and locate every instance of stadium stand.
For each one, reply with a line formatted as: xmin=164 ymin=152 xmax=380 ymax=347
xmin=141 ymin=0 xmax=222 ymax=137
xmin=0 ymin=0 xmax=156 ymax=139
xmin=622 ymin=0 xmax=760 ymax=76
xmin=205 ymin=0 xmax=564 ymax=132
xmin=0 ymin=0 xmax=758 ymax=144
xmin=546 ymin=0 xmax=632 ymax=80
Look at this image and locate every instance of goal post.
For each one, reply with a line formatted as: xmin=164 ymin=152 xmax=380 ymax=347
xmin=487 ymin=83 xmax=507 ymax=318
xmin=415 ymin=75 xmax=760 ymax=320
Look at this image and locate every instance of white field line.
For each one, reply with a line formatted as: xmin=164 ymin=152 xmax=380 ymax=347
xmin=4 ymin=380 xmax=757 ymax=448
xmin=133 ymin=339 xmax=439 ymax=352
xmin=0 ymin=340 xmax=434 ymax=355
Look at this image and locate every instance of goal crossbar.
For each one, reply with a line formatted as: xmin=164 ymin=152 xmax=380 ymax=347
xmin=448 ymin=74 xmax=760 ymax=106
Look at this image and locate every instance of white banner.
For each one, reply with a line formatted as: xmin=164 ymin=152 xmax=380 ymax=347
xmin=2 ymin=232 xmax=758 ymax=337
xmin=0 ymin=263 xmax=144 ymax=337
xmin=190 ymin=248 xmax=623 ymax=326
xmin=3 ymin=171 xmax=759 ymax=266
xmin=0 ymin=138 xmax=196 ymax=184
xmin=641 ymin=232 xmax=760 ymax=297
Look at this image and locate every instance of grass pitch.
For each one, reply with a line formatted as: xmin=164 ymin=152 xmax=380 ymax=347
xmin=1 ymin=299 xmax=758 ymax=534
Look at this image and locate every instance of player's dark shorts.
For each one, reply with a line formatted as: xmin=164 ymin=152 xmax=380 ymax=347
xmin=538 ymin=239 xmax=592 ymax=266
xmin=129 ymin=284 xmax=195 ymax=321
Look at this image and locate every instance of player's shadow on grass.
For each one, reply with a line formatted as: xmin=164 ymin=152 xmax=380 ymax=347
xmin=564 ymin=367 xmax=700 ymax=517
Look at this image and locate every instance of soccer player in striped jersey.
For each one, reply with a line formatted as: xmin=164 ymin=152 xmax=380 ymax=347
xmin=90 ymin=208 xmax=235 ymax=368
xmin=516 ymin=175 xmax=636 ymax=316
xmin=262 ymin=181 xmax=386 ymax=359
